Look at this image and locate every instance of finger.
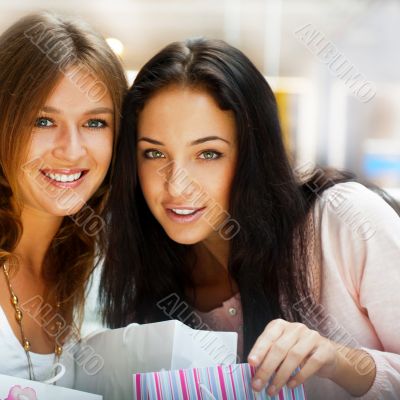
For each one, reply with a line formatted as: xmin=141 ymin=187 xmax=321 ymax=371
xmin=248 ymin=319 xmax=286 ymax=367
xmin=268 ymin=330 xmax=319 ymax=396
xmin=287 ymin=345 xmax=329 ymax=389
xmin=252 ymin=328 xmax=301 ymax=392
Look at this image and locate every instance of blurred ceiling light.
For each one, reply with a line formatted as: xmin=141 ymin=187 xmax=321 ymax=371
xmin=106 ymin=38 xmax=124 ymax=56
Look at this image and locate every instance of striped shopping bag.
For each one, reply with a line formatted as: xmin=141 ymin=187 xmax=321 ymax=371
xmin=132 ymin=363 xmax=306 ymax=399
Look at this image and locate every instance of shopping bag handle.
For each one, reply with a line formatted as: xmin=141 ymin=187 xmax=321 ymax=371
xmin=199 ymin=384 xmax=217 ymax=400
xmin=42 ymin=362 xmax=66 ymax=385
xmin=122 ymin=323 xmax=140 ymax=344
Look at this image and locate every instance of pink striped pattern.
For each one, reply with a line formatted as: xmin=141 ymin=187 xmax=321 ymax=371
xmin=132 ymin=363 xmax=306 ymax=399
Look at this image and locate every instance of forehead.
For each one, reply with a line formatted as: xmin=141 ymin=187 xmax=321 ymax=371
xmin=137 ymin=85 xmax=236 ymax=142
xmin=44 ymin=68 xmax=113 ymax=111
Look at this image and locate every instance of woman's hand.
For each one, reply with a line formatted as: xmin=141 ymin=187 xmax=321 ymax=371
xmin=248 ymin=318 xmax=338 ymax=396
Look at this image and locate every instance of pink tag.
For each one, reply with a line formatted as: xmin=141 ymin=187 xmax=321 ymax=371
xmin=5 ymin=385 xmax=38 ymax=400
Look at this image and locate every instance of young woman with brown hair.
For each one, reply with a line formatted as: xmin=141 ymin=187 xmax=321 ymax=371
xmin=0 ymin=11 xmax=127 ymax=386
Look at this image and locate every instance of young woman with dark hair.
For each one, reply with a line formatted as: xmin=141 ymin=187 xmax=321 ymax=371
xmin=101 ymin=38 xmax=400 ymax=399
xmin=0 ymin=12 xmax=127 ymax=385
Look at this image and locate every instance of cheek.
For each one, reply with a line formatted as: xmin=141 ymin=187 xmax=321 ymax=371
xmin=25 ymin=134 xmax=52 ymax=161
xmin=137 ymin=162 xmax=164 ymax=202
xmin=19 ymin=136 xmax=50 ymax=185
xmin=198 ymin=163 xmax=235 ymax=205
xmin=91 ymin=134 xmax=114 ymax=171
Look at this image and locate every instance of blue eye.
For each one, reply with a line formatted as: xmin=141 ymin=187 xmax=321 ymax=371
xmin=85 ymin=119 xmax=107 ymax=129
xmin=35 ymin=117 xmax=54 ymax=128
xmin=199 ymin=151 xmax=222 ymax=160
xmin=144 ymin=149 xmax=166 ymax=159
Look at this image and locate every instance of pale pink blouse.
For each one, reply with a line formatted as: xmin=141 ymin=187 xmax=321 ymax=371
xmin=195 ymin=182 xmax=400 ymax=400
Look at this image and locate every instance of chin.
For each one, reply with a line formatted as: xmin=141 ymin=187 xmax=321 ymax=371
xmin=43 ymin=199 xmax=87 ymax=217
xmin=163 ymin=226 xmax=209 ymax=246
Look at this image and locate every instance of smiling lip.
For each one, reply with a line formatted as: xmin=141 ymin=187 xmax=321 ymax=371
xmin=165 ymin=206 xmax=206 ymax=224
xmin=39 ymin=168 xmax=89 ymax=189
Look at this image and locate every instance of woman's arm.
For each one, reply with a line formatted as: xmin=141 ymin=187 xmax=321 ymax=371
xmin=328 ymin=342 xmax=376 ymax=396
xmin=318 ymin=181 xmax=400 ymax=399
xmin=248 ymin=182 xmax=400 ymax=398
xmin=247 ymin=319 xmax=376 ymax=397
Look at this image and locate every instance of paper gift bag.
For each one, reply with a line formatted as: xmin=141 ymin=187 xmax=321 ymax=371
xmin=75 ymin=320 xmax=238 ymax=399
xmin=132 ymin=363 xmax=306 ymax=400
xmin=0 ymin=373 xmax=102 ymax=400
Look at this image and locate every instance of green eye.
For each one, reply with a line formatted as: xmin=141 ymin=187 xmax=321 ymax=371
xmin=145 ymin=150 xmax=165 ymax=159
xmin=85 ymin=119 xmax=107 ymax=129
xmin=35 ymin=117 xmax=54 ymax=128
xmin=199 ymin=151 xmax=222 ymax=160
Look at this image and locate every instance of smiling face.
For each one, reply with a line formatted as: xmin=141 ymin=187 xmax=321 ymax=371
xmin=17 ymin=69 xmax=114 ymax=216
xmin=137 ymin=85 xmax=237 ymax=245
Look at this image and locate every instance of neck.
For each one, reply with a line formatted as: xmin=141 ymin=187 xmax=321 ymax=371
xmin=202 ymin=234 xmax=230 ymax=269
xmin=13 ymin=205 xmax=63 ymax=279
xmin=191 ymin=234 xmax=231 ymax=284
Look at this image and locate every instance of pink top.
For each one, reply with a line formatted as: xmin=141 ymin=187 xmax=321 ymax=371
xmin=196 ymin=292 xmax=244 ymax=360
xmin=194 ymin=182 xmax=400 ymax=400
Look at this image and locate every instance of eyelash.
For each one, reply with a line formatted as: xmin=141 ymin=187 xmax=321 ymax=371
xmin=143 ymin=149 xmax=223 ymax=160
xmin=34 ymin=117 xmax=109 ymax=130
xmin=34 ymin=117 xmax=55 ymax=128
xmin=85 ymin=119 xmax=108 ymax=129
xmin=143 ymin=149 xmax=166 ymax=159
xmin=198 ymin=150 xmax=223 ymax=160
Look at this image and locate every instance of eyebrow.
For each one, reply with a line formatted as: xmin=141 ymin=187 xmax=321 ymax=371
xmin=138 ymin=135 xmax=231 ymax=146
xmin=40 ymin=106 xmax=114 ymax=115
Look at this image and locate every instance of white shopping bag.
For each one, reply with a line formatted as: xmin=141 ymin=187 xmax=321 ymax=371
xmin=0 ymin=373 xmax=102 ymax=400
xmin=74 ymin=320 xmax=237 ymax=400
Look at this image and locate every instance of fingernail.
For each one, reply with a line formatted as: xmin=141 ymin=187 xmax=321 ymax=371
xmin=248 ymin=354 xmax=258 ymax=363
xmin=288 ymin=379 xmax=296 ymax=388
xmin=268 ymin=385 xmax=276 ymax=396
xmin=252 ymin=378 xmax=263 ymax=391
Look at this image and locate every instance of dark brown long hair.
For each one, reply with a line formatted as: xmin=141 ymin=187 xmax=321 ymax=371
xmin=100 ymin=38 xmax=399 ymax=358
xmin=0 ymin=12 xmax=127 ymax=328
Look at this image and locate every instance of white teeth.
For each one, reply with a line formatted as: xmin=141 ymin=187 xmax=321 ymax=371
xmin=44 ymin=172 xmax=83 ymax=183
xmin=172 ymin=208 xmax=197 ymax=215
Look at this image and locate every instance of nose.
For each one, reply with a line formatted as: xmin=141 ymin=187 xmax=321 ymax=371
xmin=166 ymin=161 xmax=195 ymax=199
xmin=52 ymin=124 xmax=87 ymax=163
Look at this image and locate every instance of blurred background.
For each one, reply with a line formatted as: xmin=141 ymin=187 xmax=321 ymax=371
xmin=1 ymin=0 xmax=399 ymax=330
xmin=1 ymin=0 xmax=398 ymax=192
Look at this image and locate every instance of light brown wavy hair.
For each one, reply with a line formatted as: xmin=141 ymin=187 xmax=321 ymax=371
xmin=0 ymin=11 xmax=127 ymax=333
